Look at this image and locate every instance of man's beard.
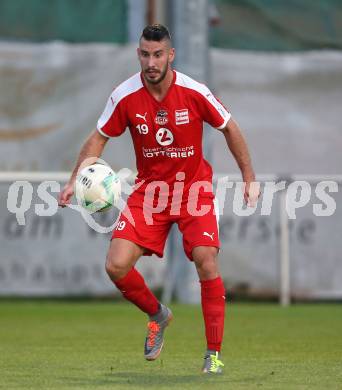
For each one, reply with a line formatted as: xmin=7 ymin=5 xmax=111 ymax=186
xmin=144 ymin=62 xmax=169 ymax=85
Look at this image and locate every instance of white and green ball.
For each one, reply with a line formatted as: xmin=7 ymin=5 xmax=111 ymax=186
xmin=75 ymin=163 xmax=121 ymax=213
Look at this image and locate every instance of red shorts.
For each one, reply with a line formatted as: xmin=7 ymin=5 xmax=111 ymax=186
xmin=112 ymin=192 xmax=220 ymax=261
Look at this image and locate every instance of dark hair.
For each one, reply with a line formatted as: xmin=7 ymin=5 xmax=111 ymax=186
xmin=141 ymin=24 xmax=171 ymax=42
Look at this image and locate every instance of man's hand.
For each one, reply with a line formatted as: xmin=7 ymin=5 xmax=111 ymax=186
xmin=58 ymin=182 xmax=75 ymax=208
xmin=57 ymin=129 xmax=109 ymax=209
xmin=244 ymin=180 xmax=260 ymax=207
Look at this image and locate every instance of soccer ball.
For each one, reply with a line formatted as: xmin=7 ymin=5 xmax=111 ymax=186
xmin=75 ymin=163 xmax=121 ymax=213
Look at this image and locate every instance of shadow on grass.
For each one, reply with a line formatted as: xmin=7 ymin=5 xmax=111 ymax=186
xmin=108 ymin=371 xmax=229 ymax=385
xmin=62 ymin=371 xmax=228 ymax=388
xmin=62 ymin=371 xmax=272 ymax=388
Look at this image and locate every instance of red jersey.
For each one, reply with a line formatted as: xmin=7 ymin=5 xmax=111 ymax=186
xmin=97 ymin=70 xmax=231 ymax=196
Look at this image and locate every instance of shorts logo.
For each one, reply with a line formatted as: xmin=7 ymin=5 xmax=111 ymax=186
xmin=203 ymin=231 xmax=214 ymax=241
xmin=156 ymin=128 xmax=173 ymax=146
xmin=155 ymin=109 xmax=169 ymax=125
xmin=175 ymin=109 xmax=189 ymax=125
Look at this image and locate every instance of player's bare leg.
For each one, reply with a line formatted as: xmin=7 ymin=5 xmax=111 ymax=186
xmin=105 ymin=238 xmax=172 ymax=360
xmin=193 ymin=246 xmax=225 ymax=374
xmin=105 ymin=238 xmax=143 ymax=281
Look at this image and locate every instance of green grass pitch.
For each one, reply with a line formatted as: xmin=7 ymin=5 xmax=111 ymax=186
xmin=0 ymin=301 xmax=341 ymax=389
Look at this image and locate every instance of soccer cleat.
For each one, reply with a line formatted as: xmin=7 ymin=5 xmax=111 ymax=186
xmin=144 ymin=304 xmax=173 ymax=361
xmin=202 ymin=351 xmax=224 ymax=374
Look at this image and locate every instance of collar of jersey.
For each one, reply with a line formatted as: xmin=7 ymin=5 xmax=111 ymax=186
xmin=140 ymin=70 xmax=176 ymax=105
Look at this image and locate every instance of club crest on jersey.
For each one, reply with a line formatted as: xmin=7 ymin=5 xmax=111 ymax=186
xmin=175 ymin=109 xmax=189 ymax=125
xmin=155 ymin=109 xmax=169 ymax=125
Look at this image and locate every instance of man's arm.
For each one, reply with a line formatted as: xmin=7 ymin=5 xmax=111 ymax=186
xmin=219 ymin=117 xmax=259 ymax=206
xmin=58 ymin=129 xmax=109 ymax=207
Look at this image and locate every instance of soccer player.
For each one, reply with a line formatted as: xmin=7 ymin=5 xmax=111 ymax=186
xmin=59 ymin=24 xmax=258 ymax=374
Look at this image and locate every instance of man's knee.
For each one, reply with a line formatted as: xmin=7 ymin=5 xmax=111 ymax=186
xmin=193 ymin=246 xmax=219 ymax=280
xmin=105 ymin=253 xmax=131 ymax=281
xmin=105 ymin=238 xmax=143 ymax=281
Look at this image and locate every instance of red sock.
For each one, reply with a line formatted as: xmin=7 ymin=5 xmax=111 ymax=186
xmin=200 ymin=276 xmax=226 ymax=352
xmin=114 ymin=267 xmax=159 ymax=316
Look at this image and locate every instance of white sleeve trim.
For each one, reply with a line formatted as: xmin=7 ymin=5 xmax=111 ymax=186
xmin=97 ymin=72 xmax=143 ymax=133
xmin=175 ymin=71 xmax=231 ymax=127
xmin=216 ymin=113 xmax=231 ymax=130
xmin=97 ymin=126 xmax=111 ymax=138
